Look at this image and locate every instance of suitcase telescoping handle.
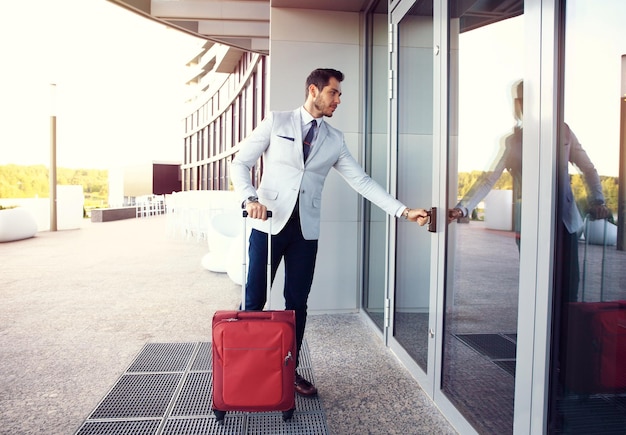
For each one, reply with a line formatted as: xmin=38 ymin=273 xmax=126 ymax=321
xmin=241 ymin=210 xmax=272 ymax=310
xmin=582 ymin=214 xmax=608 ymax=302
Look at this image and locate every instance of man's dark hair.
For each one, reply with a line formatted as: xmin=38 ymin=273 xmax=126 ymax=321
xmin=305 ymin=68 xmax=344 ymax=99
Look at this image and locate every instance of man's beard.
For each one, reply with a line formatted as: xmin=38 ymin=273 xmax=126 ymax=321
xmin=313 ymin=97 xmax=333 ymax=117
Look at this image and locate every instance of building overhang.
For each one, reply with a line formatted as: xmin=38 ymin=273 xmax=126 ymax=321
xmin=106 ymin=0 xmax=377 ymax=56
xmin=107 ymin=0 xmax=523 ymax=60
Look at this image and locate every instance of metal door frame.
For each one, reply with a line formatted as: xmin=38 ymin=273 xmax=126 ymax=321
xmin=386 ymin=0 xmax=442 ymax=401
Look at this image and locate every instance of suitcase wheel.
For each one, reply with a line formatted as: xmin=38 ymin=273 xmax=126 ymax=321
xmin=282 ymin=408 xmax=295 ymax=422
xmin=214 ymin=409 xmax=226 ymax=424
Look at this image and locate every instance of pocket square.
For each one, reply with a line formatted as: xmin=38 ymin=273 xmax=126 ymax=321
xmin=277 ymin=135 xmax=295 ymax=141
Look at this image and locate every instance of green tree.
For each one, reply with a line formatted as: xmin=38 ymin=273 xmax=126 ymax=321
xmin=456 ymin=170 xmax=513 ymax=200
xmin=457 ymin=171 xmax=618 ymax=217
xmin=0 ymin=164 xmax=109 ymax=210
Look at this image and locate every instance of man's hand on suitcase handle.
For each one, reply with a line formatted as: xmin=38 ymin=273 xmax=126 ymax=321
xmin=245 ymin=201 xmax=269 ymax=220
xmin=588 ymin=203 xmax=611 ymax=220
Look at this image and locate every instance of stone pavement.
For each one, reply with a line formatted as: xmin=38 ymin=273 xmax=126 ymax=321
xmin=0 ymin=216 xmax=455 ymax=435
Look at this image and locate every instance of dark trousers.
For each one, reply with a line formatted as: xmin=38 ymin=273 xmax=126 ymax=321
xmin=516 ymin=221 xmax=580 ymax=302
xmin=244 ymin=216 xmax=318 ymax=367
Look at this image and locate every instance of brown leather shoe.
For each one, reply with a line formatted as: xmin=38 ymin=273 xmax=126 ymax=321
xmin=294 ymin=373 xmax=318 ymax=397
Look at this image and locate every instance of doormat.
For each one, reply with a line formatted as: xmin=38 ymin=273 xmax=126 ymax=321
xmin=556 ymin=394 xmax=626 ymax=434
xmin=75 ymin=340 xmax=329 ymax=435
xmin=455 ymin=333 xmax=517 ymax=376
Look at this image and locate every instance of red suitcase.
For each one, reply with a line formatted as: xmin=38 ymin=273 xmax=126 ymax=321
xmin=563 ymin=217 xmax=626 ymax=394
xmin=212 ymin=211 xmax=296 ymax=423
xmin=564 ymin=301 xmax=626 ymax=393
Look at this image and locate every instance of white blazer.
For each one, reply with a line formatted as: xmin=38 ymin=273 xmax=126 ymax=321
xmin=560 ymin=124 xmax=605 ymax=234
xmin=230 ymin=108 xmax=406 ymax=240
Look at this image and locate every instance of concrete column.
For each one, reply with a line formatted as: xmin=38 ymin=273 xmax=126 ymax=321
xmin=49 ymin=83 xmax=57 ymax=232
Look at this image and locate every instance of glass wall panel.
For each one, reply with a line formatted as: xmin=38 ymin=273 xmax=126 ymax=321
xmin=550 ymin=2 xmax=626 ymax=432
xmin=363 ymin=0 xmax=390 ymax=331
xmin=443 ymin=2 xmax=523 ymax=433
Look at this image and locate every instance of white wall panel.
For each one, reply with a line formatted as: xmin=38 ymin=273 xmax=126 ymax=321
xmin=269 ymin=220 xmax=360 ymax=313
xmin=271 ymin=9 xmax=359 ymax=45
xmin=268 ymin=40 xmax=361 ymax=133
xmin=311 ymin=221 xmax=360 ymax=312
xmin=268 ymin=8 xmax=363 ymax=312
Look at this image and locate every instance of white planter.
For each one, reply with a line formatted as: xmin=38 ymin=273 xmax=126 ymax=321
xmin=584 ymin=218 xmax=617 ymax=246
xmin=0 ymin=208 xmax=38 ymax=242
xmin=484 ymin=190 xmax=513 ymax=231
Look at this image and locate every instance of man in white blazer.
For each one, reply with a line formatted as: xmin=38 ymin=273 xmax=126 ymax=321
xmin=231 ymin=68 xmax=429 ymax=397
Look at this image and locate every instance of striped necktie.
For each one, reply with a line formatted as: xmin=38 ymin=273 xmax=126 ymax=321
xmin=303 ymin=120 xmax=317 ymax=161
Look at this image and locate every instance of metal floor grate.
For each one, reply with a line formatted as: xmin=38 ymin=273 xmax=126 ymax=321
xmin=555 ymin=394 xmax=626 ymax=434
xmin=247 ymin=412 xmax=329 ymax=435
xmin=170 ymin=372 xmax=213 ymax=417
xmin=190 ymin=342 xmax=212 ymax=372
xmin=455 ymin=333 xmax=517 ymax=360
xmin=162 ymin=416 xmax=245 ymax=435
xmin=75 ymin=420 xmax=161 ymax=435
xmin=75 ymin=340 xmax=329 ymax=435
xmin=493 ymin=359 xmax=517 ymax=377
xmin=455 ymin=333 xmax=517 ymax=377
xmin=127 ymin=342 xmax=197 ymax=373
xmin=89 ymin=373 xmax=182 ymax=419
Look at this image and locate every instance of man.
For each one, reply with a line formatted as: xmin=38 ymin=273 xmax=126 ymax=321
xmin=230 ymin=68 xmax=429 ymax=396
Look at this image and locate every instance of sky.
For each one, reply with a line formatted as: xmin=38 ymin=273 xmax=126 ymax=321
xmin=0 ymin=0 xmax=203 ymax=170
xmin=457 ymin=2 xmax=625 ymax=177
xmin=562 ymin=1 xmax=625 ymax=178
xmin=1 ymin=1 xmax=623 ymax=177
xmin=457 ymin=16 xmax=524 ymax=173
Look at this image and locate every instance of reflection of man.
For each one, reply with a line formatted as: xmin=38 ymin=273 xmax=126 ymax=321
xmin=448 ymin=80 xmax=610 ymax=301
xmin=557 ymin=124 xmax=610 ymax=301
xmin=448 ymin=81 xmax=524 ymax=233
xmin=231 ymin=68 xmax=429 ymax=397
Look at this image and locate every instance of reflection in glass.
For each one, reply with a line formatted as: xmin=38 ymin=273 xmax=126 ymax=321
xmin=551 ymin=1 xmax=626 ymax=432
xmin=443 ymin=2 xmax=523 ymax=433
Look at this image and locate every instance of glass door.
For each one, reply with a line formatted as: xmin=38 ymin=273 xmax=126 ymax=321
xmin=389 ymin=2 xmax=527 ymax=431
xmin=388 ymin=0 xmax=436 ymax=390
xmin=442 ymin=2 xmax=524 ymax=434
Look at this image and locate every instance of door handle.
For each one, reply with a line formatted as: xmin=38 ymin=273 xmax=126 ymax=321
xmin=426 ymin=207 xmax=437 ymax=233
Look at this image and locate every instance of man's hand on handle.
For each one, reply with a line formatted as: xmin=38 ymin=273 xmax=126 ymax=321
xmin=448 ymin=208 xmax=464 ymax=223
xmin=246 ymin=201 xmax=268 ymax=220
xmin=406 ymin=208 xmax=430 ymax=226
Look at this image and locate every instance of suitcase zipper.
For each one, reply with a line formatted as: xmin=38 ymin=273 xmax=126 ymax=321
xmin=284 ymin=351 xmax=293 ymax=366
